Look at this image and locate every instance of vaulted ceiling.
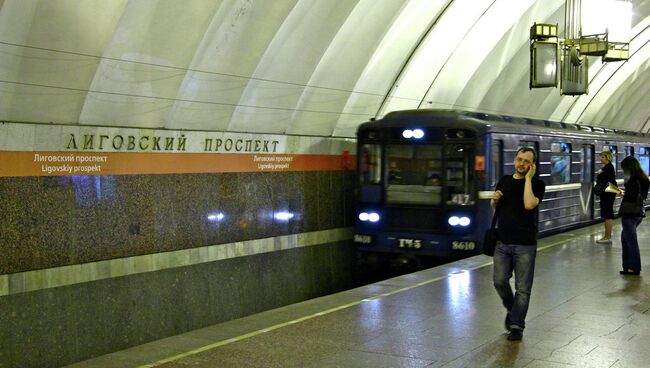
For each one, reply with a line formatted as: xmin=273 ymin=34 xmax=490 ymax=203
xmin=1 ymin=0 xmax=649 ymax=138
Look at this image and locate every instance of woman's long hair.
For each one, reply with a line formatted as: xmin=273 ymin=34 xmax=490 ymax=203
xmin=621 ymin=156 xmax=649 ymax=181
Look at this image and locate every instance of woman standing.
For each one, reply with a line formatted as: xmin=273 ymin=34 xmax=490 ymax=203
xmin=618 ymin=156 xmax=649 ymax=275
xmin=596 ymin=151 xmax=617 ymax=243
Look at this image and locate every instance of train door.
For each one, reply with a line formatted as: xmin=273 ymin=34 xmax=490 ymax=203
xmin=581 ymin=144 xmax=594 ymax=220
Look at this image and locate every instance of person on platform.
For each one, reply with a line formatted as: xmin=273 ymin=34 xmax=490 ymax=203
xmin=596 ymin=151 xmax=617 ymax=243
xmin=617 ymin=156 xmax=649 ymax=275
xmin=491 ymin=147 xmax=546 ymax=341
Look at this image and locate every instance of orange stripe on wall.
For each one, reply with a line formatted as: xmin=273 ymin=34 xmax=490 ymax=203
xmin=0 ymin=151 xmax=356 ymax=177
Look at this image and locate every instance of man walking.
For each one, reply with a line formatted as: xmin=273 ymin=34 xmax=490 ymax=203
xmin=491 ymin=147 xmax=545 ymax=341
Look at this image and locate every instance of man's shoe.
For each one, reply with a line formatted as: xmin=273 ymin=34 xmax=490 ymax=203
xmin=504 ymin=314 xmax=512 ymax=332
xmin=596 ymin=238 xmax=612 ymax=244
xmin=507 ymin=329 xmax=523 ymax=341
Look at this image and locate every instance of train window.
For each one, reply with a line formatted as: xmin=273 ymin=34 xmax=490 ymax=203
xmin=490 ymin=139 xmax=503 ymax=188
xmin=445 ymin=143 xmax=475 ymax=206
xmin=518 ymin=141 xmax=539 ymax=162
xmin=550 ymin=142 xmax=571 ymax=184
xmin=385 ymin=144 xmax=442 ymax=205
xmin=603 ymin=145 xmax=618 ymax=172
xmin=519 ymin=141 xmax=538 ymax=151
xmin=360 ymin=144 xmax=381 ymax=184
xmin=625 ymin=146 xmax=634 ymax=157
xmin=639 ymin=147 xmax=650 ymax=174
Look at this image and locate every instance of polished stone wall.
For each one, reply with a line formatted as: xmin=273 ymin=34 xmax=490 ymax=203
xmin=0 ymin=169 xmax=357 ymax=367
xmin=0 ymin=241 xmax=356 ymax=368
xmin=0 ymin=171 xmax=354 ymax=274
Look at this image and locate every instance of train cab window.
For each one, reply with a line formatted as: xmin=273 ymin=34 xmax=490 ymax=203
xmin=639 ymin=147 xmax=650 ymax=174
xmin=445 ymin=143 xmax=475 ymax=206
xmin=360 ymin=144 xmax=381 ymax=184
xmin=385 ymin=144 xmax=442 ymax=205
xmin=550 ymin=142 xmax=571 ymax=184
xmin=625 ymin=146 xmax=634 ymax=157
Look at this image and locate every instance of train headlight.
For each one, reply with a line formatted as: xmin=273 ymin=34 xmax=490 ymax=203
xmin=402 ymin=129 xmax=425 ymax=139
xmin=448 ymin=215 xmax=471 ymax=227
xmin=448 ymin=216 xmax=460 ymax=226
xmin=359 ymin=211 xmax=380 ymax=222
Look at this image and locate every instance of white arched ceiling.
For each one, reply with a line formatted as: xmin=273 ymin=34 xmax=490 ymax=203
xmin=1 ymin=0 xmax=649 ymax=137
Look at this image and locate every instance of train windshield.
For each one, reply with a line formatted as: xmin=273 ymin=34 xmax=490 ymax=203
xmin=383 ymin=143 xmax=476 ymax=206
xmin=385 ymin=145 xmax=443 ymax=205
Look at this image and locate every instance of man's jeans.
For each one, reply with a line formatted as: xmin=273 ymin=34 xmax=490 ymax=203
xmin=493 ymin=242 xmax=537 ymax=330
xmin=621 ymin=216 xmax=643 ymax=271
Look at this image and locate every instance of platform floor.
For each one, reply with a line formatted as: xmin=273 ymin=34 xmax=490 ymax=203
xmin=68 ymin=220 xmax=650 ymax=368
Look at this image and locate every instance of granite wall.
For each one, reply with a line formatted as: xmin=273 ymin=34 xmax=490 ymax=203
xmin=0 ymin=171 xmax=353 ymax=274
xmin=0 ymin=170 xmax=357 ymax=367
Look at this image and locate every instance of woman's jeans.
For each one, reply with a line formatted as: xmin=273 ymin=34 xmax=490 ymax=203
xmin=621 ymin=216 xmax=643 ymax=271
xmin=493 ymin=242 xmax=537 ymax=330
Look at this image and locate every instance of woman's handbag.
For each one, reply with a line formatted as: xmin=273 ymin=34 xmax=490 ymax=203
xmin=483 ymin=204 xmax=500 ymax=256
xmin=593 ymin=180 xmax=607 ymax=196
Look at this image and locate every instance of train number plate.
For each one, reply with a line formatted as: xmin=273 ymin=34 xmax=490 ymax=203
xmin=397 ymin=238 xmax=422 ymax=249
xmin=452 ymin=241 xmax=476 ymax=250
xmin=353 ymin=234 xmax=372 ymax=244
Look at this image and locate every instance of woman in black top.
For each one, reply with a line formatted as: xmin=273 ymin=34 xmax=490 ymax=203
xmin=596 ymin=151 xmax=617 ymax=243
xmin=618 ymin=156 xmax=649 ymax=275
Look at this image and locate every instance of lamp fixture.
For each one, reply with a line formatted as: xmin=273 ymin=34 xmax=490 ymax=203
xmin=530 ymin=0 xmax=632 ymax=95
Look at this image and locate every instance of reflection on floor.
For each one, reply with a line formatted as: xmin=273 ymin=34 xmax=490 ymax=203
xmin=68 ymin=221 xmax=650 ymax=368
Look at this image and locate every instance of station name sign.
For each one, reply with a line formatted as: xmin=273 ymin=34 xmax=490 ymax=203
xmin=0 ymin=123 xmax=348 ymax=177
xmin=64 ymin=132 xmax=286 ymax=154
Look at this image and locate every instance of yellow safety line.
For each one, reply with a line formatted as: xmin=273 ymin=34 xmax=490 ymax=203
xmin=139 ymin=234 xmax=577 ymax=367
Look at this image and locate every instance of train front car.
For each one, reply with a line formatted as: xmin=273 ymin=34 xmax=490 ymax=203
xmin=354 ymin=110 xmax=491 ymax=259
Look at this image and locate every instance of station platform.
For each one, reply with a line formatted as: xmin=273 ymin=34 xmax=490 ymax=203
xmin=68 ymin=221 xmax=650 ymax=368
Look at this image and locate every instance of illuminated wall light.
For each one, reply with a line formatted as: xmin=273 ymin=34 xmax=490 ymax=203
xmin=274 ymin=211 xmax=294 ymax=221
xmin=207 ymin=212 xmax=225 ymax=221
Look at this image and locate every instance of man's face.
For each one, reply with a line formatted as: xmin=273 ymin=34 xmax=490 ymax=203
xmin=514 ymin=151 xmax=534 ymax=176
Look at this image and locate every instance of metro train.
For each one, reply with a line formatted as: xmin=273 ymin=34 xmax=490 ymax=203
xmin=353 ymin=109 xmax=650 ymax=258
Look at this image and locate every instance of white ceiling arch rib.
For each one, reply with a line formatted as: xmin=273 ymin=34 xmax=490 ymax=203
xmin=376 ymin=0 xmax=497 ymax=116
xmin=166 ymin=0 xmax=301 ymax=132
xmin=424 ymin=0 xmax=565 ymax=114
xmin=332 ymin=0 xmax=453 ymax=137
xmin=285 ymin=0 xmax=410 ymax=136
xmin=0 ymin=0 xmax=649 ymax=137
